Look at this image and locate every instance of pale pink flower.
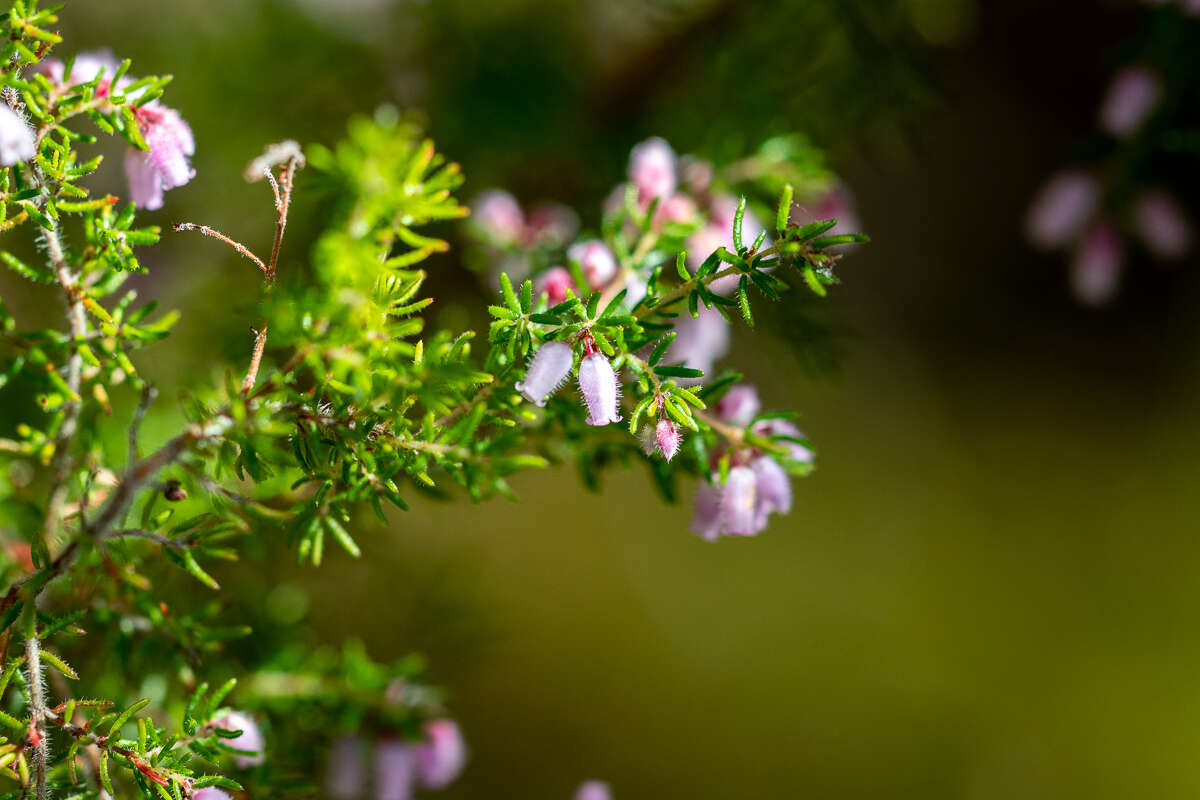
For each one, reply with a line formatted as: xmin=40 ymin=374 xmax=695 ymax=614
xmin=720 ymin=466 xmax=761 ymax=536
xmin=472 ymin=190 xmax=525 ymax=246
xmin=1071 ymin=225 xmax=1123 ymax=307
xmin=654 ymin=418 xmax=681 ymax=462
xmin=0 ymin=106 xmax=35 ymax=166
xmin=34 ymin=49 xmax=119 ymax=88
xmin=679 ymin=156 xmax=714 ymax=194
xmin=715 ymin=384 xmax=761 ymax=427
xmin=655 ymin=193 xmax=699 ymax=229
xmin=211 ymin=710 xmax=264 ymax=768
xmin=575 ymin=781 xmax=613 ymax=800
xmin=1026 ymin=171 xmax=1099 ymax=249
xmin=516 ymin=341 xmax=574 ymax=407
xmin=578 ymin=352 xmax=621 ymax=426
xmin=567 ymin=240 xmax=619 ymax=289
xmin=1099 ymin=66 xmax=1161 ymax=138
xmin=1134 ymin=189 xmax=1192 ymax=260
xmin=628 ymin=137 xmax=676 ymax=206
xmin=374 ymin=739 xmax=417 ymax=800
xmin=535 ymin=266 xmax=576 ymax=304
xmin=125 ymin=104 xmax=195 ymax=210
xmin=525 ymin=202 xmax=579 ymax=247
xmin=415 ymin=719 xmax=467 ymax=790
xmin=326 ymin=735 xmax=367 ymax=800
xmin=666 ymin=306 xmax=730 ymax=378
xmin=690 ymin=478 xmax=724 ymax=541
xmin=752 ymin=456 xmax=792 ymax=527
xmin=193 ymin=790 xmax=232 ymax=800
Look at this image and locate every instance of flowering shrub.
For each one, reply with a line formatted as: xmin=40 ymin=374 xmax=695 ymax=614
xmin=0 ymin=2 xmax=865 ymax=798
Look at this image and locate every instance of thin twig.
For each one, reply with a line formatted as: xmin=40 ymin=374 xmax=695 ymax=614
xmin=172 ymin=223 xmax=267 ymax=275
xmin=26 ymin=633 xmax=49 ymax=800
xmin=128 ymin=384 xmax=157 ymax=467
xmin=241 ymin=325 xmax=268 ymax=396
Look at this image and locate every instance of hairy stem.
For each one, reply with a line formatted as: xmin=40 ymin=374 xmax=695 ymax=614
xmin=25 ymin=633 xmax=48 ymax=800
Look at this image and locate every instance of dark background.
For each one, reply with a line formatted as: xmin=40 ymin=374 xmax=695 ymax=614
xmin=7 ymin=0 xmax=1200 ymax=796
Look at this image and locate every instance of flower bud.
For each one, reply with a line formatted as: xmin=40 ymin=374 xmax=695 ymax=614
xmin=567 ymin=240 xmax=618 ymax=289
xmin=526 ymin=203 xmax=579 ymax=247
xmin=374 ymin=739 xmax=417 ymax=800
xmin=1134 ymin=189 xmax=1192 ymax=260
xmin=629 ymin=137 xmax=676 ymax=205
xmin=326 ymin=735 xmax=367 ymax=800
xmin=472 ymin=190 xmax=525 ymax=246
xmin=535 ymin=266 xmax=576 ymax=304
xmin=516 ymin=341 xmax=574 ymax=407
xmin=720 ymin=466 xmax=760 ymax=536
xmin=0 ymin=106 xmax=35 ymax=167
xmin=715 ymin=384 xmax=761 ymax=427
xmin=1026 ymin=170 xmax=1099 ymax=249
xmin=211 ymin=710 xmax=264 ymax=768
xmin=654 ymin=418 xmax=681 ymax=462
xmin=1071 ymin=224 xmax=1123 ymax=307
xmin=163 ymin=479 xmax=187 ymax=502
xmin=575 ymin=781 xmax=613 ymax=800
xmin=1099 ymin=66 xmax=1161 ymax=138
xmin=415 ymin=719 xmax=467 ymax=789
xmin=578 ymin=352 xmax=621 ymax=426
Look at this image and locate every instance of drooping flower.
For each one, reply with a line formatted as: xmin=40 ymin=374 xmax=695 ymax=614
xmin=1099 ymin=66 xmax=1161 ymax=138
xmin=472 ymin=190 xmax=525 ymax=246
xmin=374 ymin=739 xmax=417 ymax=800
xmin=1071 ymin=224 xmax=1123 ymax=307
xmin=654 ymin=418 xmax=681 ymax=462
xmin=211 ymin=710 xmax=265 ymax=768
xmin=415 ymin=719 xmax=467 ymax=790
xmin=525 ymin=202 xmax=579 ymax=248
xmin=1025 ymin=170 xmax=1099 ymax=249
xmin=578 ymin=352 xmax=621 ymax=426
xmin=575 ymin=781 xmax=613 ymax=800
xmin=516 ymin=340 xmax=574 ymax=407
xmin=326 ymin=735 xmax=367 ymax=800
xmin=655 ymin=193 xmax=699 ymax=229
xmin=690 ymin=478 xmax=724 ymax=541
xmin=535 ymin=266 xmax=576 ymax=304
xmin=715 ymin=384 xmax=761 ymax=427
xmin=193 ymin=789 xmax=232 ymax=800
xmin=0 ymin=106 xmax=35 ymax=166
xmin=567 ymin=239 xmax=619 ymax=289
xmin=629 ymin=137 xmax=676 ymax=206
xmin=751 ymin=456 xmax=792 ymax=526
xmin=720 ymin=466 xmax=760 ymax=536
xmin=125 ymin=103 xmax=195 ymax=210
xmin=1134 ymin=189 xmax=1192 ymax=260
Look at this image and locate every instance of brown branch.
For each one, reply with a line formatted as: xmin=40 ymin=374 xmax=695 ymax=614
xmin=171 ymin=223 xmax=267 ymax=275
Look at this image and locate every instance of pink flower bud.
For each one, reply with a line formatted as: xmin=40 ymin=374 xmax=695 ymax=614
xmin=211 ymin=710 xmax=264 ymax=768
xmin=472 ymin=190 xmax=525 ymax=246
xmin=679 ymin=156 xmax=714 ymax=194
xmin=567 ymin=240 xmax=619 ymax=289
xmin=535 ymin=266 xmax=576 ymax=304
xmin=125 ymin=104 xmax=195 ymax=211
xmin=629 ymin=137 xmax=677 ymax=205
xmin=575 ymin=781 xmax=613 ymax=800
xmin=666 ymin=306 xmax=730 ymax=380
xmin=1026 ymin=170 xmax=1099 ymax=249
xmin=1099 ymin=67 xmax=1161 ymax=138
xmin=374 ymin=739 xmax=417 ymax=800
xmin=578 ymin=352 xmax=621 ymax=426
xmin=691 ymin=478 xmax=724 ymax=541
xmin=1071 ymin=225 xmax=1123 ymax=307
xmin=1134 ymin=189 xmax=1192 ymax=260
xmin=416 ymin=719 xmax=467 ymax=789
xmin=720 ymin=466 xmax=760 ymax=536
xmin=655 ymin=193 xmax=699 ymax=228
xmin=516 ymin=341 xmax=574 ymax=407
xmin=655 ymin=418 xmax=681 ymax=462
xmin=326 ymin=735 xmax=367 ymax=800
xmin=526 ymin=203 xmax=579 ymax=247
xmin=715 ymin=384 xmax=761 ymax=427
xmin=751 ymin=456 xmax=792 ymax=525
xmin=0 ymin=106 xmax=35 ymax=166
xmin=193 ymin=789 xmax=232 ymax=800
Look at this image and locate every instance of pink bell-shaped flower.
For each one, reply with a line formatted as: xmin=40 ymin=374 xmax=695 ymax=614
xmin=720 ymin=466 xmax=760 ymax=536
xmin=125 ymin=103 xmax=195 ymax=210
xmin=415 ymin=719 xmax=467 ymax=789
xmin=374 ymin=739 xmax=417 ymax=800
xmin=578 ymin=352 xmax=621 ymax=426
xmin=516 ymin=340 xmax=574 ymax=407
xmin=0 ymin=106 xmax=35 ymax=166
xmin=1026 ymin=170 xmax=1099 ymax=249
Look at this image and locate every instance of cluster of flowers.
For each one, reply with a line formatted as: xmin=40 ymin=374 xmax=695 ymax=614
xmin=0 ymin=50 xmax=194 ymax=209
xmin=691 ymin=383 xmax=813 ymax=539
xmin=1026 ymin=62 xmax=1193 ymax=306
xmin=324 ymin=719 xmax=467 ymax=800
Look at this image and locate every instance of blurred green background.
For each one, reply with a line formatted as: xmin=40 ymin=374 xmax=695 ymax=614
xmin=12 ymin=0 xmax=1200 ymax=797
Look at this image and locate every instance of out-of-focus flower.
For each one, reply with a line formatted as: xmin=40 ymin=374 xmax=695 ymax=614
xmin=326 ymin=735 xmax=367 ymax=800
xmin=578 ymin=352 xmax=621 ymax=426
xmin=525 ymin=203 xmax=579 ymax=248
xmin=416 ymin=719 xmax=467 ymax=790
xmin=1071 ymin=224 xmax=1123 ymax=307
xmin=655 ymin=193 xmax=699 ymax=229
xmin=374 ymin=739 xmax=417 ymax=800
xmin=715 ymin=383 xmax=761 ymax=427
xmin=752 ymin=418 xmax=814 ymax=464
xmin=666 ymin=306 xmax=730 ymax=378
xmin=0 ymin=106 xmax=35 ymax=166
xmin=752 ymin=456 xmax=792 ymax=527
xmin=35 ymin=49 xmax=119 ymax=88
xmin=1099 ymin=66 xmax=1161 ymax=138
xmin=690 ymin=478 xmax=724 ymax=541
xmin=679 ymin=156 xmax=714 ymax=195
xmin=628 ymin=137 xmax=676 ymax=206
xmin=516 ymin=341 xmax=574 ymax=407
xmin=472 ymin=190 xmax=525 ymax=246
xmin=535 ymin=266 xmax=577 ymax=304
xmin=1025 ymin=170 xmax=1099 ymax=249
xmin=567 ymin=239 xmax=619 ymax=289
xmin=720 ymin=466 xmax=760 ymax=536
xmin=1134 ymin=189 xmax=1192 ymax=260
xmin=193 ymin=789 xmax=232 ymax=800
xmin=211 ymin=711 xmax=264 ymax=768
xmin=574 ymin=781 xmax=613 ymax=800
xmin=125 ymin=104 xmax=195 ymax=210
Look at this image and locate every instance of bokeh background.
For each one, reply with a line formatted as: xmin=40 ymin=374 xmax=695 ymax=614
xmin=10 ymin=0 xmax=1200 ymax=797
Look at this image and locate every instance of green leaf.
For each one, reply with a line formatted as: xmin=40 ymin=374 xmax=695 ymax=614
xmin=107 ymin=697 xmax=150 ymax=737
xmin=776 ymin=183 xmax=793 ymax=233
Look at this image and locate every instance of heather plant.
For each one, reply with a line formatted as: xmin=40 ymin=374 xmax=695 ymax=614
xmin=0 ymin=2 xmax=866 ymax=798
